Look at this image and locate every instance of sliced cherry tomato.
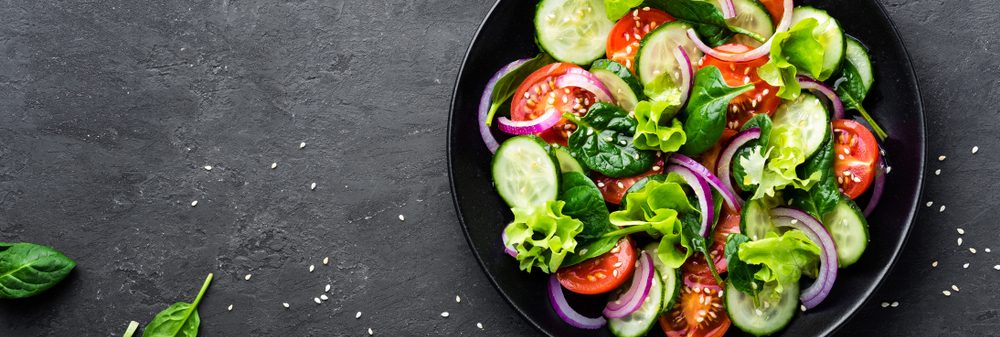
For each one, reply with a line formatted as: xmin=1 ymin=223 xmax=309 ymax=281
xmin=606 ymin=7 xmax=675 ymax=72
xmin=660 ymin=256 xmax=731 ymax=337
xmin=708 ymin=204 xmax=741 ymax=273
xmin=510 ymin=63 xmax=597 ymax=146
xmin=700 ymin=44 xmax=780 ymax=131
xmin=833 ymin=119 xmax=880 ymax=199
xmin=758 ymin=0 xmax=785 ymax=23
xmin=593 ymin=159 xmax=665 ymax=204
xmin=556 ymin=237 xmax=637 ymax=295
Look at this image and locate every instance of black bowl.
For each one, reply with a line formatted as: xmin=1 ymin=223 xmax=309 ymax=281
xmin=448 ymin=1 xmax=925 ymax=336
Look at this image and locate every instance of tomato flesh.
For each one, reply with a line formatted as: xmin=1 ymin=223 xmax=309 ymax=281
xmin=700 ymin=44 xmax=780 ymax=131
xmin=708 ymin=204 xmax=741 ymax=274
xmin=606 ymin=7 xmax=675 ymax=72
xmin=510 ymin=63 xmax=597 ymax=146
xmin=660 ymin=257 xmax=731 ymax=337
xmin=593 ymin=159 xmax=665 ymax=204
xmin=556 ymin=237 xmax=637 ymax=295
xmin=832 ymin=119 xmax=880 ymax=199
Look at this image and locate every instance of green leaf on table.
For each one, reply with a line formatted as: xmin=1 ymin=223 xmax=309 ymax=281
xmin=142 ymin=273 xmax=214 ymax=337
xmin=680 ymin=66 xmax=753 ymax=156
xmin=484 ymin=53 xmax=556 ymax=126
xmin=566 ymin=103 xmax=656 ymax=178
xmin=0 ymin=242 xmax=76 ymax=299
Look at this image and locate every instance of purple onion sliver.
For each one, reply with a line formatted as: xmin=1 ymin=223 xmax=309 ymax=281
xmin=668 ymin=154 xmax=742 ymax=212
xmin=501 ymin=231 xmax=516 ymax=257
xmin=496 ymin=107 xmax=563 ymax=135
xmin=718 ymin=0 xmax=736 ymax=18
xmin=604 ymin=249 xmax=652 ymax=311
xmin=863 ymin=157 xmax=887 ymax=217
xmin=798 ymin=76 xmax=845 ymax=120
xmin=556 ymin=70 xmax=616 ymax=105
xmin=479 ymin=59 xmax=530 ymax=153
xmin=548 ymin=275 xmax=607 ymax=329
xmin=674 ymin=46 xmax=693 ymax=109
xmin=666 ymin=165 xmax=715 ymax=238
xmin=717 ymin=128 xmax=762 ymax=204
xmin=770 ymin=208 xmax=839 ymax=310
xmin=603 ymin=252 xmax=654 ymax=318
xmin=685 ymin=0 xmax=792 ymax=62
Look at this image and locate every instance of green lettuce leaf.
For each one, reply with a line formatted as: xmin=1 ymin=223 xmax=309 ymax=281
xmin=609 ymin=176 xmax=696 ymax=268
xmin=604 ymin=0 xmax=644 ymax=21
xmin=633 ymin=100 xmax=688 ymax=153
xmin=738 ymin=230 xmax=821 ymax=294
xmin=749 ymin=124 xmax=822 ymax=200
xmin=725 ymin=233 xmax=762 ymax=295
xmin=504 ymin=200 xmax=584 ymax=273
xmin=757 ymin=19 xmax=824 ymax=100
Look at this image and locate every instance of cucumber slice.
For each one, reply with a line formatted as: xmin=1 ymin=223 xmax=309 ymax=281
xmin=552 ymin=146 xmax=586 ymax=174
xmin=741 ymin=199 xmax=776 ymax=241
xmin=792 ymin=7 xmax=845 ymax=80
xmin=844 ymin=36 xmax=874 ymax=94
xmin=772 ymin=93 xmax=829 ymax=158
xmin=635 ymin=22 xmax=703 ymax=105
xmin=591 ymin=59 xmax=643 ymax=112
xmin=535 ymin=0 xmax=615 ymax=65
xmin=643 ymin=243 xmax=680 ymax=313
xmin=727 ymin=0 xmax=775 ymax=47
xmin=609 ymin=269 xmax=665 ymax=337
xmin=491 ymin=136 xmax=560 ymax=209
xmin=726 ymin=281 xmax=800 ymax=336
xmin=822 ymin=198 xmax=870 ymax=267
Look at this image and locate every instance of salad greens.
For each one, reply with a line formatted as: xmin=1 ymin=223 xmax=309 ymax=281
xmin=732 ymin=114 xmax=774 ymax=191
xmin=142 ymin=273 xmax=213 ymax=337
xmin=603 ymin=0 xmax=644 ymax=21
xmin=791 ymin=129 xmax=841 ymax=219
xmin=836 ymin=62 xmax=888 ymax=139
xmin=681 ymin=66 xmax=753 ymax=156
xmin=740 ymin=118 xmax=822 ymax=200
xmin=725 ymin=233 xmax=762 ymax=296
xmin=0 ymin=242 xmax=76 ymax=299
xmin=504 ymin=200 xmax=584 ymax=273
xmin=738 ymin=230 xmax=820 ymax=296
xmin=757 ymin=19 xmax=825 ymax=100
xmin=633 ymin=100 xmax=688 ymax=153
xmin=647 ymin=0 xmax=732 ymax=47
xmin=607 ymin=175 xmax=696 ymax=268
xmin=565 ymin=103 xmax=656 ymax=178
xmin=484 ymin=53 xmax=555 ymax=126
xmin=559 ymin=172 xmax=620 ymax=266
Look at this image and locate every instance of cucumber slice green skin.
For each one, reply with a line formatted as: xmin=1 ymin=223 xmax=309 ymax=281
xmin=725 ymin=281 xmax=800 ymax=336
xmin=822 ymin=198 xmax=870 ymax=267
xmin=771 ymin=93 xmax=829 ymax=159
xmin=491 ymin=136 xmax=560 ymax=209
xmin=534 ymin=0 xmax=615 ymax=65
xmin=635 ymin=21 xmax=703 ymax=105
xmin=643 ymin=243 xmax=681 ymax=313
xmin=792 ymin=7 xmax=846 ymax=80
xmin=552 ymin=146 xmax=587 ymax=174
xmin=591 ymin=59 xmax=644 ymax=112
xmin=844 ymin=36 xmax=874 ymax=94
xmin=741 ymin=199 xmax=777 ymax=241
xmin=727 ymin=0 xmax=775 ymax=47
xmin=609 ymin=269 xmax=665 ymax=337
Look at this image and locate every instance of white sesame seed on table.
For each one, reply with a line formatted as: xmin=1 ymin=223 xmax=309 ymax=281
xmin=986 ymin=248 xmax=992 ymax=253
xmin=951 ymin=285 xmax=960 ymax=292
xmin=932 ymin=261 xmax=938 ymax=268
xmin=203 ymin=165 xmax=213 ymax=171
xmin=191 ymin=200 xmax=198 ymax=207
xmin=271 ymin=162 xmax=277 ymax=169
xmin=994 ymin=265 xmax=1000 ymax=271
xmin=957 ymin=228 xmax=965 ymax=235
xmin=934 ymin=169 xmax=941 ymax=175
xmin=881 ymin=302 xmax=890 ymax=308
xmin=958 ymin=238 xmax=963 ymax=246
xmin=963 ymin=263 xmax=970 ymax=269
xmin=323 ymin=257 xmax=329 ymax=265
xmin=368 ymin=328 xmax=373 ymax=336
xmin=325 ymin=284 xmax=331 ymax=292
xmin=938 ymin=155 xmax=946 ymax=161
xmin=455 ymin=295 xmax=461 ymax=303
xmin=356 ymin=311 xmax=362 ymax=319
xmin=926 ymin=201 xmax=933 ymax=207
xmin=227 ymin=304 xmax=233 ymax=311
xmin=972 ymin=146 xmax=979 ymax=154
xmin=244 ymin=274 xmax=252 ymax=281
xmin=282 ymin=303 xmax=290 ymax=308
xmin=320 ymin=294 xmax=329 ymax=301
xmin=313 ymin=297 xmax=321 ymax=304
xmin=890 ymin=301 xmax=899 ymax=308
xmin=299 ymin=142 xmax=306 ymax=149
xmin=398 ymin=214 xmax=405 ymax=221
xmin=970 ymin=248 xmax=977 ymax=254
xmin=310 ymin=182 xmax=317 ymax=190
xmin=939 ymin=205 xmax=946 ymax=212
xmin=440 ymin=311 xmax=449 ymax=318
xmin=943 ymin=290 xmax=952 ymax=296
xmin=477 ymin=322 xmax=484 ymax=330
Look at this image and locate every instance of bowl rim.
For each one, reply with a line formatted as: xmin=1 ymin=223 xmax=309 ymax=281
xmin=446 ymin=0 xmax=926 ymax=335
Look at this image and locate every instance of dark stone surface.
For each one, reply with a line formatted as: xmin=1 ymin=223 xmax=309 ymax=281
xmin=0 ymin=0 xmax=995 ymax=336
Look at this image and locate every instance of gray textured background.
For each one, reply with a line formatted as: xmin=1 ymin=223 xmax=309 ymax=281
xmin=0 ymin=0 xmax=997 ymax=336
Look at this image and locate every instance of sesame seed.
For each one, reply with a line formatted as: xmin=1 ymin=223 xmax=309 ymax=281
xmin=951 ymin=285 xmax=960 ymax=292
xmin=204 ymin=165 xmax=213 ymax=171
xmin=932 ymin=261 xmax=938 ymax=267
xmin=880 ymin=302 xmax=889 ymax=308
xmin=228 ymin=304 xmax=233 ymax=311
xmin=325 ymin=284 xmax=331 ymax=292
xmin=300 ymin=142 xmax=306 ymax=149
xmin=935 ymin=169 xmax=941 ymax=175
xmin=971 ymin=248 xmax=977 ymax=254
xmin=368 ymin=328 xmax=373 ymax=336
xmin=972 ymin=146 xmax=979 ymax=154
xmin=477 ymin=322 xmax=484 ymax=329
xmin=886 ymin=166 xmax=892 ymax=174
xmin=926 ymin=201 xmax=934 ymax=207
xmin=191 ymin=200 xmax=198 ymax=207
xmin=958 ymin=238 xmax=963 ymax=246
xmin=617 ymin=182 xmax=625 ymax=189
xmin=994 ymin=265 xmax=1000 ymax=270
xmin=938 ymin=155 xmax=946 ymax=161
xmin=398 ymin=214 xmax=405 ymax=221
xmin=356 ymin=311 xmax=363 ymax=319
xmin=310 ymin=182 xmax=317 ymax=190
xmin=314 ymin=297 xmax=321 ymax=304
xmin=320 ymin=294 xmax=329 ymax=301
xmin=244 ymin=274 xmax=252 ymax=281
xmin=597 ymin=182 xmax=605 ymax=188
xmin=987 ymin=248 xmax=992 ymax=253
xmin=282 ymin=302 xmax=290 ymax=308
xmin=456 ymin=295 xmax=461 ymax=303
xmin=800 ymin=305 xmax=806 ymax=312
xmin=309 ymin=265 xmax=315 ymax=272
xmin=957 ymin=228 xmax=965 ymax=235
xmin=323 ymin=257 xmax=330 ymax=265
xmin=271 ymin=162 xmax=277 ymax=169
xmin=441 ymin=312 xmax=450 ymax=318
xmin=942 ymin=290 xmax=952 ymax=296
xmin=939 ymin=205 xmax=946 ymax=212
xmin=963 ymin=263 xmax=970 ymax=269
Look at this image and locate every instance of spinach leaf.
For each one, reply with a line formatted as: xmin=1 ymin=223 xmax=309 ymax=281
xmin=731 ymin=114 xmax=773 ymax=192
xmin=724 ymin=233 xmax=762 ymax=295
xmin=680 ymin=214 xmax=723 ymax=284
xmin=604 ymin=0 xmax=644 ymax=20
xmin=566 ymin=103 xmax=656 ymax=178
xmin=647 ymin=0 xmax=733 ymax=47
xmin=792 ymin=129 xmax=840 ymax=219
xmin=0 ymin=242 xmax=76 ymax=299
xmin=484 ymin=53 xmax=556 ymax=126
xmin=680 ymin=66 xmax=753 ymax=156
xmin=559 ymin=172 xmax=619 ymax=266
xmin=835 ymin=62 xmax=888 ymax=140
xmin=142 ymin=273 xmax=213 ymax=337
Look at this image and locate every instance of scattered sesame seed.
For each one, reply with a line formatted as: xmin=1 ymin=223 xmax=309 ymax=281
xmin=942 ymin=290 xmax=952 ymax=296
xmin=271 ymin=162 xmax=277 ymax=169
xmin=800 ymin=305 xmax=806 ymax=312
xmin=323 ymin=257 xmax=329 ymax=265
xmin=890 ymin=301 xmax=899 ymax=307
xmin=368 ymin=328 xmax=373 ymax=335
xmin=970 ymin=248 xmax=977 ymax=254
xmin=926 ymin=201 xmax=934 ymax=207
xmin=300 ymin=142 xmax=307 ymax=149
xmin=880 ymin=302 xmax=889 ymax=308
xmin=314 ymin=297 xmax=321 ymax=304
xmin=244 ymin=274 xmax=252 ymax=281
xmin=939 ymin=205 xmax=946 ymax=212
xmin=986 ymin=248 xmax=992 ymax=253
xmin=958 ymin=238 xmax=963 ymax=246
xmin=325 ymin=284 xmax=331 ymax=292
xmin=951 ymin=285 xmax=960 ymax=292
xmin=228 ymin=304 xmax=233 ymax=311
xmin=938 ymin=155 xmax=946 ymax=161
xmin=935 ymin=169 xmax=941 ymax=175
xmin=963 ymin=263 xmax=970 ymax=269
xmin=320 ymin=294 xmax=329 ymax=301
xmin=477 ymin=322 xmax=484 ymax=329
xmin=441 ymin=312 xmax=450 ymax=318
xmin=204 ymin=165 xmax=213 ymax=171
xmin=310 ymin=182 xmax=317 ymax=190
xmin=994 ymin=265 xmax=1000 ymax=271
xmin=972 ymin=146 xmax=979 ymax=154
xmin=455 ymin=295 xmax=461 ymax=303
xmin=309 ymin=265 xmax=315 ymax=272
xmin=932 ymin=261 xmax=938 ymax=267
xmin=886 ymin=166 xmax=892 ymax=174
xmin=398 ymin=214 xmax=405 ymax=221
xmin=356 ymin=311 xmax=363 ymax=319
xmin=282 ymin=302 xmax=290 ymax=308
xmin=957 ymin=228 xmax=965 ymax=235
xmin=191 ymin=200 xmax=198 ymax=207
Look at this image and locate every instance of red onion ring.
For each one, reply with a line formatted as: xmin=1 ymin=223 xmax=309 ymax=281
xmin=771 ymin=207 xmax=839 ymax=309
xmin=717 ymin=128 xmax=762 ymax=202
xmin=799 ymin=76 xmax=846 ymax=120
xmin=668 ymin=154 xmax=742 ymax=212
xmin=496 ymin=107 xmax=562 ymax=135
xmin=501 ymin=231 xmax=517 ymax=257
xmin=686 ymin=0 xmax=793 ymax=62
xmin=863 ymin=156 xmax=887 ymax=217
xmin=666 ymin=165 xmax=715 ymax=238
xmin=548 ymin=275 xmax=607 ymax=329
xmin=674 ymin=46 xmax=694 ymax=109
xmin=478 ymin=59 xmax=530 ymax=153
xmin=558 ymin=69 xmax=616 ymax=105
xmin=718 ymin=0 xmax=736 ymax=19
xmin=603 ymin=252 xmax=654 ymax=318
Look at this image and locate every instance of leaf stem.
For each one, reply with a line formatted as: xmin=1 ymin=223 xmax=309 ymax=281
xmin=485 ymin=103 xmax=502 ymax=127
xmin=561 ymin=112 xmax=587 ymax=128
xmin=703 ymin=253 xmax=724 ymax=285
xmin=728 ymin=25 xmax=767 ymax=43
xmin=855 ymin=105 xmax=888 ymax=140
xmin=191 ymin=273 xmax=214 ymax=307
xmin=122 ymin=321 xmax=139 ymax=337
xmin=602 ymin=225 xmax=651 ymax=238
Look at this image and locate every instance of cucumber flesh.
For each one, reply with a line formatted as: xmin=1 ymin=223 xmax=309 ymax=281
xmin=535 ymin=0 xmax=615 ymax=65
xmin=552 ymin=146 xmax=586 ymax=174
xmin=609 ymin=269 xmax=665 ymax=337
xmin=741 ymin=199 xmax=776 ymax=241
xmin=491 ymin=136 xmax=560 ymax=209
xmin=635 ymin=22 xmax=703 ymax=106
xmin=726 ymin=281 xmax=800 ymax=336
xmin=844 ymin=36 xmax=874 ymax=94
xmin=590 ymin=59 xmax=643 ymax=112
xmin=822 ymin=198 xmax=870 ymax=267
xmin=772 ymin=93 xmax=829 ymax=159
xmin=792 ymin=7 xmax=845 ymax=80
xmin=643 ymin=243 xmax=680 ymax=313
xmin=727 ymin=0 xmax=775 ymax=47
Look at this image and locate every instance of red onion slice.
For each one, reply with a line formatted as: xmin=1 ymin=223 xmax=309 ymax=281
xmin=669 ymin=154 xmax=742 ymax=212
xmin=717 ymin=128 xmax=762 ymax=203
xmin=770 ymin=207 xmax=839 ymax=310
xmin=674 ymin=46 xmax=694 ymax=109
xmin=479 ymin=59 xmax=530 ymax=153
xmin=718 ymin=0 xmax=736 ymax=19
xmin=501 ymin=231 xmax=517 ymax=257
xmin=799 ymin=76 xmax=846 ymax=120
xmin=496 ymin=107 xmax=562 ymax=135
xmin=558 ymin=69 xmax=616 ymax=105
xmin=863 ymin=156 xmax=887 ymax=217
xmin=666 ymin=165 xmax=715 ymax=238
xmin=603 ymin=252 xmax=654 ymax=318
xmin=686 ymin=0 xmax=793 ymax=62
xmin=548 ymin=275 xmax=607 ymax=329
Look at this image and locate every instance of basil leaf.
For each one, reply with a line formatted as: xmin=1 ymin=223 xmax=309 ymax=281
xmin=647 ymin=0 xmax=733 ymax=47
xmin=835 ymin=62 xmax=888 ymax=140
xmin=559 ymin=172 xmax=619 ymax=266
xmin=725 ymin=233 xmax=762 ymax=295
xmin=484 ymin=53 xmax=556 ymax=126
xmin=604 ymin=0 xmax=644 ymax=21
xmin=566 ymin=103 xmax=656 ymax=178
xmin=680 ymin=66 xmax=753 ymax=156
xmin=0 ymin=242 xmax=76 ymax=299
xmin=142 ymin=274 xmax=213 ymax=337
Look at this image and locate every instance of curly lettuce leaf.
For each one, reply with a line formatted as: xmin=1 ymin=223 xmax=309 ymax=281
xmin=738 ymin=230 xmax=821 ymax=294
xmin=609 ymin=177 xmax=696 ymax=268
xmin=504 ymin=200 xmax=584 ymax=273
xmin=757 ymin=18 xmax=824 ymax=100
xmin=604 ymin=0 xmax=644 ymax=21
xmin=749 ymin=124 xmax=822 ymax=200
xmin=633 ymin=100 xmax=688 ymax=153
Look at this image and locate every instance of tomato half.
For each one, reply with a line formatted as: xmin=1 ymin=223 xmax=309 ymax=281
xmin=832 ymin=119 xmax=879 ymax=199
xmin=660 ymin=256 xmax=731 ymax=337
xmin=708 ymin=204 xmax=742 ymax=274
xmin=510 ymin=63 xmax=597 ymax=146
xmin=606 ymin=7 xmax=675 ymax=72
xmin=556 ymin=237 xmax=637 ymax=295
xmin=593 ymin=159 xmax=665 ymax=204
xmin=758 ymin=0 xmax=785 ymax=23
xmin=700 ymin=44 xmax=780 ymax=131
